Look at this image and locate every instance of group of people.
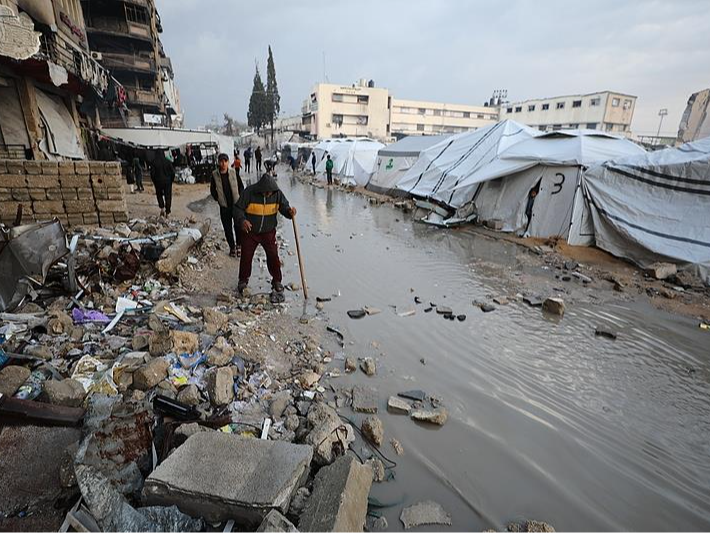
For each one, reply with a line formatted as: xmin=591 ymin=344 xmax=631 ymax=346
xmin=231 ymin=146 xmax=263 ymax=176
xmin=310 ymin=151 xmax=335 ymax=185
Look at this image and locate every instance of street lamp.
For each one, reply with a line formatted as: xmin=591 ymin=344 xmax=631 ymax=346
xmin=656 ymin=108 xmax=668 ymax=145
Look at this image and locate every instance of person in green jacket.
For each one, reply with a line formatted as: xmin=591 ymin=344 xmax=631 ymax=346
xmin=325 ymin=154 xmax=334 ymax=185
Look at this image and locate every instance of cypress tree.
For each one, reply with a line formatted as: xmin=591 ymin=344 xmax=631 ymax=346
xmin=266 ymin=45 xmax=280 ymax=145
xmin=248 ymin=66 xmax=266 ymax=134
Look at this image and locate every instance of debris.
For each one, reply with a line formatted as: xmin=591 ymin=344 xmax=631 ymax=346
xmin=133 ymin=357 xmax=170 ymax=391
xmin=424 ymin=307 xmax=433 ymax=313
xmin=477 ymin=302 xmax=496 ymax=313
xmin=206 ymin=366 xmax=235 ymax=406
xmin=361 ymin=416 xmax=384 ymax=446
xmin=387 ymin=396 xmax=411 ymax=414
xmin=364 ymin=306 xmax=382 ymax=315
xmin=203 ymin=307 xmax=228 ymax=335
xmin=298 ymin=370 xmax=321 ymax=389
xmin=436 ymin=306 xmax=452 ymax=315
xmin=360 ymin=357 xmax=377 ymax=376
xmin=348 ymin=309 xmax=367 ymax=319
xmin=595 ymin=326 xmax=618 ymax=340
xmin=352 ymin=385 xmax=378 ymax=413
xmin=256 ymin=509 xmax=298 ymax=532
xmin=289 ymin=486 xmax=310 ymax=515
xmin=507 ymin=519 xmax=556 ymax=532
xmin=398 ymin=389 xmax=426 ymax=402
xmin=0 ymin=365 xmax=31 ymax=396
xmin=647 ymin=262 xmax=677 ymax=280
xmin=40 ymin=378 xmax=86 ymax=407
xmin=156 ymin=222 xmax=210 ymax=274
xmin=316 ymin=296 xmax=331 ymax=302
xmin=390 ymin=438 xmax=404 ymax=455
xmin=164 ymin=302 xmax=192 ymax=324
xmin=411 ymin=408 xmax=448 ymax=426
xmin=571 ymin=271 xmax=593 ymax=284
xmin=366 ymin=457 xmax=386 ymax=483
xmin=305 ymin=402 xmax=355 ymax=465
xmin=153 ymin=395 xmax=199 ymax=421
xmin=456 ymin=314 xmax=466 ymax=321
xmin=143 ymin=432 xmax=313 ymax=524
xmin=366 ymin=515 xmax=389 ymax=531
xmin=522 ymin=295 xmax=544 ymax=307
xmin=176 ymin=384 xmax=201 ymax=406
xmin=299 ymin=455 xmax=373 ymax=533
xmin=345 ymin=357 xmax=357 ymax=373
xmin=0 ymin=395 xmax=84 ymax=427
xmin=206 ymin=336 xmax=234 ymax=366
xmin=542 ymin=297 xmax=565 ymax=317
xmin=400 ymin=500 xmax=452 ymax=529
xmin=493 ymin=297 xmax=509 ymax=305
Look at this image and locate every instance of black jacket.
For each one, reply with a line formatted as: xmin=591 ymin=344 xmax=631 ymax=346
xmin=235 ymin=174 xmax=292 ymax=234
xmin=150 ymin=157 xmax=175 ymax=185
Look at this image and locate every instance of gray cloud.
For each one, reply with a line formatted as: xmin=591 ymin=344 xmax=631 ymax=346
xmin=156 ymin=0 xmax=710 ymax=136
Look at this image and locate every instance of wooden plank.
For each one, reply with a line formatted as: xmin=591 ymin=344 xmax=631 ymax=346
xmin=0 ymin=395 xmax=84 ymax=427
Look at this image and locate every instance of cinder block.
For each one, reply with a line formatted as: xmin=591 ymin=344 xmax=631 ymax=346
xmin=112 ymin=211 xmax=128 ymax=223
xmin=77 ymin=188 xmax=93 ymax=200
xmin=41 ymin=162 xmax=59 ymax=175
xmin=0 ymin=202 xmax=19 ymax=218
xmin=5 ymin=161 xmax=25 ymax=175
xmin=1 ymin=175 xmax=28 ymax=188
xmin=96 ymin=200 xmax=126 ymax=213
xmin=107 ymin=188 xmax=124 ymax=200
xmin=46 ymin=188 xmax=63 ymax=200
xmin=27 ymin=175 xmax=61 ymax=188
xmin=24 ymin=161 xmax=42 ymax=175
xmin=0 ymin=161 xmax=7 ymax=173
xmin=60 ymin=175 xmax=91 ymax=188
xmin=64 ymin=200 xmax=96 ymax=213
xmin=89 ymin=162 xmax=105 ymax=174
xmin=93 ymin=188 xmax=108 ymax=200
xmin=0 ymin=188 xmax=11 ymax=202
xmin=74 ymin=161 xmax=90 ymax=175
xmin=92 ymin=174 xmax=122 ymax=187
xmin=67 ymin=214 xmax=84 ymax=226
xmin=61 ymin=188 xmax=78 ymax=201
xmin=11 ymin=189 xmax=30 ymax=201
xmin=58 ymin=161 xmax=75 ymax=175
xmin=83 ymin=212 xmax=99 ymax=225
xmin=28 ymin=188 xmax=47 ymax=201
xmin=32 ymin=200 xmax=65 ymax=214
xmin=105 ymin=162 xmax=121 ymax=175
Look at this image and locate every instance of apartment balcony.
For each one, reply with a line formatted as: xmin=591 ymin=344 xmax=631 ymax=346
xmin=86 ymin=19 xmax=153 ymax=44
xmin=100 ymin=52 xmax=156 ymax=74
xmin=125 ymin=88 xmax=162 ymax=107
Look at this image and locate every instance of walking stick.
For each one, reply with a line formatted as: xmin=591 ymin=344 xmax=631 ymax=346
xmin=291 ymin=216 xmax=308 ymax=300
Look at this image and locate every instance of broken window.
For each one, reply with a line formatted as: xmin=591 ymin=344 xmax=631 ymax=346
xmin=556 ymin=102 xmax=565 ymax=109
xmin=125 ymin=4 xmax=149 ymax=25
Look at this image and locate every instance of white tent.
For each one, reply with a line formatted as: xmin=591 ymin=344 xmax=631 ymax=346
xmin=396 ymin=120 xmax=541 ymax=208
xmin=313 ymin=138 xmax=385 ymax=186
xmin=102 ymin=127 xmax=236 ymax=156
xmin=583 ymin=137 xmax=710 ymax=283
xmin=366 ymin=135 xmax=449 ymax=196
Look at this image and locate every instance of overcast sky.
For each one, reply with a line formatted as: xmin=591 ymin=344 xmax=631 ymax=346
xmin=155 ymin=0 xmax=710 ymax=136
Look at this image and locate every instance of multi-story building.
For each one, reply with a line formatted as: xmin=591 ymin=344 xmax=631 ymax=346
xmin=500 ymin=91 xmax=636 ymax=135
xmin=389 ymin=98 xmax=498 ymax=138
xmin=81 ymin=0 xmax=180 ymax=127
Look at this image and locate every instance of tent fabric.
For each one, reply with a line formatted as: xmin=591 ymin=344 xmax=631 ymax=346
xmin=583 ymin=137 xmax=710 ymax=283
xmin=313 ymin=138 xmax=385 ymax=186
xmin=367 ymin=135 xmax=449 ymax=196
xmin=396 ymin=120 xmax=541 ymax=208
xmin=36 ymin=89 xmax=85 ymax=159
xmin=102 ymin=127 xmax=236 ymax=156
xmin=0 ymin=82 xmax=31 ymax=148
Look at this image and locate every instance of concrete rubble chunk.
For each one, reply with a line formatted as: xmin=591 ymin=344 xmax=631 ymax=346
xmin=647 ymin=262 xmax=677 ymax=280
xmin=143 ymin=432 xmax=313 ymax=525
xmin=203 ymin=307 xmax=229 ymax=335
xmin=176 ymin=383 xmax=201 ymax=406
xmin=390 ymin=438 xmax=404 ymax=455
xmin=360 ymin=357 xmax=376 ymax=376
xmin=411 ymin=408 xmax=448 ymax=426
xmin=40 ymin=378 xmax=86 ymax=407
xmin=173 ymin=422 xmax=210 ymax=446
xmin=507 ymin=520 xmax=556 ymax=532
xmin=171 ymin=330 xmax=199 ymax=354
xmin=541 ymin=297 xmax=565 ymax=317
xmin=345 ymin=357 xmax=357 ymax=373
xmin=305 ymin=403 xmax=355 ymax=465
xmin=0 ymin=366 xmax=31 ymax=396
xmin=206 ymin=336 xmax=235 ymax=366
xmin=387 ymin=395 xmax=411 ymax=414
xmin=298 ymin=370 xmax=321 ymax=389
xmin=366 ymin=458 xmax=386 ymax=483
xmin=366 ymin=515 xmax=389 ymax=531
xmin=256 ymin=509 xmax=299 ymax=532
xmin=206 ymin=366 xmax=234 ymax=406
xmin=361 ymin=416 xmax=384 ymax=446
xmin=299 ymin=455 xmax=373 ymax=532
xmin=400 ymin=500 xmax=452 ymax=529
xmin=270 ymin=390 xmax=292 ymax=419
xmin=352 ymin=385 xmax=378 ymax=413
xmin=133 ymin=357 xmax=170 ymax=390
xmin=288 ymin=486 xmax=310 ymax=515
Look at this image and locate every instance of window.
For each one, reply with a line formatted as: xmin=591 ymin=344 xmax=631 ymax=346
xmin=569 ymin=123 xmax=579 ymax=129
xmin=433 ymin=109 xmax=442 ymax=117
xmin=125 ymin=4 xmax=149 ymax=25
xmin=623 ymin=99 xmax=632 ymax=110
xmin=332 ymin=93 xmax=344 ymax=102
xmin=604 ymin=123 xmax=614 ymax=131
xmin=506 ymin=107 xmax=513 ymax=113
xmin=477 ymin=114 xmax=484 ymax=119
xmin=590 ymin=97 xmax=601 ymax=106
xmin=586 ymin=123 xmax=598 ymax=130
xmin=417 ymin=124 xmax=425 ymax=131
xmin=552 ymin=124 xmax=562 ymax=130
xmin=538 ymin=125 xmax=547 ymax=131
xmin=357 ymin=95 xmax=369 ymax=104
xmin=463 ymin=111 xmax=470 ymax=118
xmin=356 ymin=115 xmax=368 ymax=125
xmin=612 ymin=98 xmax=620 ymax=107
xmin=620 ymin=124 xmax=627 ymax=131
xmin=418 ymin=108 xmax=426 ymax=115
xmin=332 ymin=114 xmax=343 ymax=126
xmin=528 ymin=104 xmax=536 ymax=112
xmin=572 ymin=100 xmax=582 ymax=108
xmin=515 ymin=106 xmax=522 ymax=113
xmin=541 ymin=103 xmax=549 ymax=111
xmin=556 ymin=102 xmax=565 ymax=109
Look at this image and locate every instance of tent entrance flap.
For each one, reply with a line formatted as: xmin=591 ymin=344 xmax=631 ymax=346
xmin=528 ymin=166 xmax=580 ymax=239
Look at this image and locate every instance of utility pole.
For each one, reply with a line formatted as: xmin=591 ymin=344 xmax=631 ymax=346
xmin=656 ymin=108 xmax=668 ymax=145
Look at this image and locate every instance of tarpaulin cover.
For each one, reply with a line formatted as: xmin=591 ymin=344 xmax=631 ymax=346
xmin=583 ymin=137 xmax=710 ymax=283
xmin=36 ymin=89 xmax=85 ymax=159
xmin=313 ymin=138 xmax=385 ymax=186
xmin=102 ymin=127 xmax=236 ymax=157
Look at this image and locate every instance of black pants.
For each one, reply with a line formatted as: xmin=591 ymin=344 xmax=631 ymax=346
xmin=256 ymin=158 xmax=262 ymax=173
xmin=220 ymin=206 xmax=240 ymax=251
xmin=245 ymin=158 xmax=251 ymax=173
xmin=326 ymin=169 xmax=333 ymax=185
xmin=135 ymin=171 xmax=143 ymax=191
xmin=155 ymin=180 xmax=172 ymax=214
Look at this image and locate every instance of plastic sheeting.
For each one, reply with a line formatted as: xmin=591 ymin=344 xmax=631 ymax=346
xmin=0 ymin=82 xmax=31 ymax=148
xmin=36 ymin=89 xmax=85 ymax=159
xmin=313 ymin=138 xmax=385 ymax=186
xmin=583 ymin=137 xmax=710 ymax=283
xmin=102 ymin=127 xmax=236 ymax=156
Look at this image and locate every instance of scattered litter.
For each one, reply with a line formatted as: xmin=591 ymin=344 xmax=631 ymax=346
xmin=347 ymin=309 xmax=367 ymax=319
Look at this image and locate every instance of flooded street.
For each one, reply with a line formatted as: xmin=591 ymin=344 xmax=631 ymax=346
xmin=197 ymin=172 xmax=710 ymax=531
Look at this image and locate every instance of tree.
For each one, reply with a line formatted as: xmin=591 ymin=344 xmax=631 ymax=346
xmin=265 ymin=45 xmax=280 ymax=145
xmin=248 ymin=65 xmax=267 ymax=134
xmin=223 ymin=113 xmax=236 ymax=136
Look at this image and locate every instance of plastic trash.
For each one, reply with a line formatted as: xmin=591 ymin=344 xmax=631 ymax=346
xmin=72 ymin=308 xmax=111 ymax=324
xmin=14 ymin=368 xmax=53 ymax=400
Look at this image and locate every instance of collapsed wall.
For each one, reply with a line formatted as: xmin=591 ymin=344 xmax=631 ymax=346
xmin=0 ymin=160 xmax=128 ymax=227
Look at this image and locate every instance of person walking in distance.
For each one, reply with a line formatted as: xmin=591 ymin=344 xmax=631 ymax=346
xmin=211 ymin=153 xmax=244 ymax=257
xmin=232 ymin=150 xmax=242 ymax=179
xmin=150 ymin=149 xmax=175 ymax=217
xmin=255 ymin=146 xmax=262 ymax=173
xmin=234 ymin=168 xmax=296 ymax=303
xmin=310 ymin=151 xmax=316 ymax=175
xmin=244 ymin=146 xmax=252 ymax=174
xmin=325 ymin=154 xmax=334 ymax=185
xmin=133 ymin=157 xmax=144 ymax=192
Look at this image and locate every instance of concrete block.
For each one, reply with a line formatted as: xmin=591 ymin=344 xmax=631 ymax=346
xmin=77 ymin=187 xmax=93 ymax=200
xmin=24 ymin=161 xmax=42 ymax=175
xmin=5 ymin=160 xmax=25 ymax=175
xmin=61 ymin=188 xmax=78 ymax=200
xmin=41 ymin=161 xmax=59 ymax=175
xmin=143 ymin=432 xmax=313 ymax=524
xmin=93 ymin=187 xmax=109 ymax=200
xmin=64 ymin=199 xmax=96 ymax=213
xmin=11 ymin=188 xmax=30 ymax=201
xmin=32 ymin=200 xmax=65 ymax=214
xmin=28 ymin=188 xmax=46 ymax=201
xmin=299 ymin=455 xmax=373 ymax=532
xmin=0 ymin=160 xmax=6 ymax=173
xmin=74 ymin=161 xmax=90 ymax=175
xmin=206 ymin=366 xmax=234 ymax=406
xmin=46 ymin=187 xmax=63 ymax=200
xmin=27 ymin=175 xmax=60 ymax=188
xmin=647 ymin=262 xmax=677 ymax=280
xmin=0 ymin=189 xmax=11 ymax=202
xmin=67 ymin=214 xmax=84 ymax=226
xmin=97 ymin=200 xmax=125 ymax=213
xmin=2 ymin=174 xmax=28 ymax=188
xmin=58 ymin=161 xmax=75 ymax=175
xmin=83 ymin=212 xmax=100 ymax=225
xmin=89 ymin=161 xmax=106 ymax=173
xmin=107 ymin=188 xmax=124 ymax=200
xmin=59 ymin=175 xmax=91 ymax=188
xmin=256 ymin=510 xmax=298 ymax=532
xmin=105 ymin=161 xmax=121 ymax=174
xmin=113 ymin=211 xmax=128 ymax=223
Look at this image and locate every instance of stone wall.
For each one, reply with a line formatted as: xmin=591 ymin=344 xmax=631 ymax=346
xmin=0 ymin=160 xmax=128 ymax=227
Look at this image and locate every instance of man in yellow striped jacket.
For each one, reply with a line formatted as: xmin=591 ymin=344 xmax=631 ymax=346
xmin=234 ymin=173 xmax=296 ymax=302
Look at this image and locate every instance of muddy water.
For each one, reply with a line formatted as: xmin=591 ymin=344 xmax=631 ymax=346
xmin=194 ymin=173 xmax=710 ymax=531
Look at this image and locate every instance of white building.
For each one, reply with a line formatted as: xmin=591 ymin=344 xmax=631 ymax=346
xmin=501 ymin=91 xmax=636 ymax=135
xmin=389 ymin=98 xmax=498 ymax=138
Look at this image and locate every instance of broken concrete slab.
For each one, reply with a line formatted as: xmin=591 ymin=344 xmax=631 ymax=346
xmin=400 ymin=500 xmax=452 ymax=529
xmin=411 ymin=408 xmax=448 ymax=426
xmin=387 ymin=396 xmax=411 ymax=414
xmin=360 ymin=357 xmax=376 ymax=376
xmin=305 ymin=403 xmax=355 ymax=465
xmin=256 ymin=509 xmax=298 ymax=532
xmin=133 ymin=357 xmax=170 ymax=390
xmin=398 ymin=389 xmax=426 ymax=402
xmin=352 ymin=385 xmax=378 ymax=413
xmin=143 ymin=432 xmax=313 ymax=525
xmin=542 ymin=297 xmax=565 ymax=317
xmin=299 ymin=455 xmax=373 ymax=532
xmin=171 ymin=330 xmax=199 ymax=354
xmin=206 ymin=336 xmax=234 ymax=366
xmin=203 ymin=307 xmax=229 ymax=335
xmin=176 ymin=384 xmax=201 ymax=406
xmin=647 ymin=262 xmax=677 ymax=280
xmin=40 ymin=378 xmax=86 ymax=407
xmin=361 ymin=416 xmax=384 ymax=446
xmin=0 ymin=365 xmax=31 ymax=396
xmin=206 ymin=366 xmax=234 ymax=406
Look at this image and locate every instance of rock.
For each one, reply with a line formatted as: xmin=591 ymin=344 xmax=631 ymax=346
xmin=436 ymin=306 xmax=452 ymax=315
xmin=288 ymin=486 xmax=310 ymax=515
xmin=284 ymin=414 xmax=300 ymax=432
xmin=206 ymin=336 xmax=234 ymax=366
xmin=361 ymin=416 xmax=384 ymax=446
xmin=305 ymin=403 xmax=355 ymax=465
xmin=398 ymin=389 xmax=426 ymax=402
xmin=203 ymin=307 xmax=229 ymax=335
xmin=298 ymin=371 xmax=321 ymax=389
xmin=148 ymin=331 xmax=172 ymax=356
xmin=366 ymin=458 xmax=386 ymax=482
xmin=270 ymin=390 xmax=292 ymax=419
xmin=523 ymin=295 xmax=544 ymax=307
xmin=542 ymin=297 xmax=565 ymax=317
xmin=40 ymin=378 xmax=86 ymax=407
xmin=0 ymin=366 xmax=31 ymax=396
xmin=360 ymin=357 xmax=376 ymax=376
xmin=315 ymin=302 xmax=324 ymax=311
xmin=647 ymin=262 xmax=677 ymax=280
xmin=352 ymin=385 xmax=378 ymax=413
xmin=347 ymin=309 xmax=367 ymax=319
xmin=299 ymin=455 xmax=373 ymax=532
xmin=115 ymin=370 xmax=133 ymax=392
xmin=595 ymin=326 xmax=618 ymax=340
xmin=133 ymin=357 xmax=170 ymax=391
xmin=132 ymin=334 xmax=150 ymax=351
xmin=345 ymin=357 xmax=357 ymax=373
xmin=176 ymin=384 xmax=201 ymax=406
xmin=457 ymin=314 xmax=466 ymax=321
xmin=564 ymin=260 xmax=579 ymax=271
xmin=387 ymin=396 xmax=411 ymax=414
xmin=174 ymin=422 xmax=210 ymax=446
xmin=479 ymin=302 xmax=496 ymax=313
xmin=171 ymin=330 xmax=199 ymax=354
xmin=507 ymin=520 xmax=556 ymax=532
xmin=400 ymin=500 xmax=452 ymax=529
xmin=143 ymin=432 xmax=313 ymax=524
xmin=148 ymin=314 xmax=167 ymax=333
xmin=47 ymin=311 xmax=73 ymax=335
xmin=206 ymin=366 xmax=234 ymax=406
xmin=366 ymin=515 xmax=389 ymax=531
xmin=24 ymin=344 xmax=53 ymax=360
xmin=411 ymin=408 xmax=448 ymax=426
xmin=256 ymin=509 xmax=298 ymax=532
xmin=390 ymin=438 xmax=404 ymax=455
xmin=493 ymin=296 xmax=509 ymax=305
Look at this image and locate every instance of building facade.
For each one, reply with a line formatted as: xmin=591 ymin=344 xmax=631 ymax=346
xmin=389 ymin=98 xmax=498 ymax=138
xmin=80 ymin=0 xmax=180 ymax=127
xmin=677 ymin=88 xmax=710 ymax=144
xmin=501 ymin=91 xmax=636 ymax=135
